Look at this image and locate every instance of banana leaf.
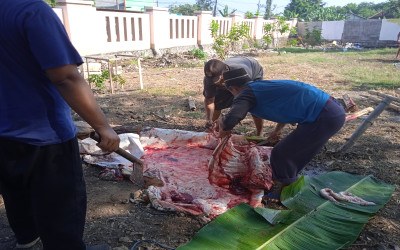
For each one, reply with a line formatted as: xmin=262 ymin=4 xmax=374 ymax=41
xmin=177 ymin=171 xmax=394 ymax=250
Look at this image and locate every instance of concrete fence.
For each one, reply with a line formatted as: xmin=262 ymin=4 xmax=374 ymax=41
xmin=54 ymin=0 xmax=297 ymax=56
xmin=298 ymin=19 xmax=400 ymax=47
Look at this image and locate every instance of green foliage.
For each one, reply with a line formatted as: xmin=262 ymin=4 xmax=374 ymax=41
xmin=218 ymin=5 xmax=236 ymax=17
xmin=245 ymin=11 xmax=254 ymax=19
xmin=263 ymin=16 xmax=296 ymax=53
xmin=88 ymin=73 xmax=107 ymax=89
xmin=287 ymin=38 xmax=299 ymax=46
xmin=210 ymin=21 xmax=250 ymax=59
xmin=189 ymin=49 xmax=207 ymax=60
xmin=43 ymin=0 xmax=58 ymax=8
xmin=304 ymin=24 xmax=322 ymax=46
xmin=264 ymin=0 xmax=273 ymax=19
xmin=87 ymin=70 xmax=126 ymax=89
xmin=43 ymin=0 xmax=57 ymax=7
xmin=284 ymin=0 xmax=400 ymax=20
xmin=304 ymin=6 xmax=347 ymax=21
xmin=195 ymin=0 xmax=213 ymax=11
xmin=168 ymin=4 xmax=198 ymax=15
xmin=284 ymin=0 xmax=325 ymax=21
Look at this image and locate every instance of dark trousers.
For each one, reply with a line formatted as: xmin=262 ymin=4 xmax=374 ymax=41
xmin=0 ymin=137 xmax=86 ymax=250
xmin=270 ymin=98 xmax=346 ymax=183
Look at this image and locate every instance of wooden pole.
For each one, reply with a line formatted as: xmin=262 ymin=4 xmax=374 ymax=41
xmin=365 ymin=95 xmax=400 ymax=112
xmin=108 ymin=60 xmax=114 ymax=94
xmin=85 ymin=57 xmax=91 ymax=88
xmin=188 ymin=96 xmax=196 ymax=111
xmin=368 ymin=90 xmax=400 ymax=104
xmin=337 ymin=97 xmax=393 ymax=152
xmin=138 ymin=58 xmax=143 ymax=90
xmin=115 ymin=54 xmax=143 ymax=90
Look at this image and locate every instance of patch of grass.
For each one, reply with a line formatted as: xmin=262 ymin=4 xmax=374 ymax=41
xmin=183 ymin=91 xmax=197 ymax=96
xmin=264 ymin=48 xmax=399 ymax=90
xmin=183 ymin=112 xmax=203 ymax=119
xmin=139 ymin=88 xmax=179 ymax=96
xmin=181 ymin=62 xmax=204 ymax=68
xmin=280 ymin=47 xmax=324 ymax=53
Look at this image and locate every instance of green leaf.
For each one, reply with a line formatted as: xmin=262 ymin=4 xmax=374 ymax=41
xmin=178 ymin=171 xmax=394 ymax=250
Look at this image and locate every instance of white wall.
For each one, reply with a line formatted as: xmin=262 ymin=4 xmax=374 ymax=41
xmin=322 ymin=21 xmax=344 ymax=40
xmin=379 ymin=19 xmax=400 ymax=41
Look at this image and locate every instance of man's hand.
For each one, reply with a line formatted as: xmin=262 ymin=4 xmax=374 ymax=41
xmin=96 ymin=127 xmax=120 ymax=153
xmin=213 ymin=119 xmax=232 ymax=138
xmin=205 ymin=120 xmax=213 ymax=132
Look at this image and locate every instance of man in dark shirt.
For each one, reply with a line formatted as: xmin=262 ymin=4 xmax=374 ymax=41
xmin=203 ymin=57 xmax=264 ymax=136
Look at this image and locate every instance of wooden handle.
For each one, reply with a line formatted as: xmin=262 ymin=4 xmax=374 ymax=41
xmin=90 ymin=132 xmax=144 ymax=165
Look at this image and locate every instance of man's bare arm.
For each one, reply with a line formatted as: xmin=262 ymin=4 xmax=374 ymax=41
xmin=46 ymin=64 xmax=120 ymax=152
xmin=204 ymin=97 xmax=215 ymax=127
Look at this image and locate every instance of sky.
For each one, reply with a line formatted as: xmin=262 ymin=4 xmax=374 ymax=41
xmin=157 ymin=0 xmax=389 ymax=16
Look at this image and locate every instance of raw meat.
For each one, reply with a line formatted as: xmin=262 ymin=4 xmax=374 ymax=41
xmin=79 ymin=128 xmax=275 ymax=217
xmin=140 ymin=128 xmax=274 ymax=216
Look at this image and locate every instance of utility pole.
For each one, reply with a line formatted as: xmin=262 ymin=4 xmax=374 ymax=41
xmin=213 ymin=0 xmax=218 ymax=17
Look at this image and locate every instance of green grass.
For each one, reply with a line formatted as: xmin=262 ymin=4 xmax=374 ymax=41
xmin=183 ymin=112 xmax=203 ymax=119
xmin=183 ymin=91 xmax=197 ymax=96
xmin=273 ymin=48 xmax=400 ymax=90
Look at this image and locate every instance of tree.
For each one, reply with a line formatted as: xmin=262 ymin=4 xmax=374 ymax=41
xmin=304 ymin=6 xmax=347 ymax=21
xmin=264 ymin=0 xmax=273 ymax=19
xmin=210 ymin=21 xmax=249 ymax=59
xmin=196 ymin=0 xmax=213 ymax=11
xmin=384 ymin=0 xmax=400 ymax=18
xmin=263 ymin=16 xmax=295 ymax=54
xmin=218 ymin=5 xmax=236 ymax=17
xmin=245 ymin=11 xmax=254 ymax=19
xmin=283 ymin=0 xmax=324 ymax=20
xmin=169 ymin=4 xmax=198 ymax=16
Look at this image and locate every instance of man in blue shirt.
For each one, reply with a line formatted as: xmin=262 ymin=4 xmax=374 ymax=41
xmin=0 ymin=0 xmax=120 ymax=249
xmin=214 ymin=68 xmax=345 ymax=203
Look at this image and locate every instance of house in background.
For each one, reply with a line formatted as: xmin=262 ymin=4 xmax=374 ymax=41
xmin=369 ymin=11 xmax=387 ymax=19
xmin=95 ymin=0 xmax=154 ymax=11
xmin=347 ymin=11 xmax=366 ymax=20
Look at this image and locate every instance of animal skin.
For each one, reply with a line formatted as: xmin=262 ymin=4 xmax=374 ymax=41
xmin=320 ymin=188 xmax=376 ymax=206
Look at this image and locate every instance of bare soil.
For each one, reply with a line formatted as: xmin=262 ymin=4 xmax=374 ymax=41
xmin=1 ymin=51 xmax=399 ymax=250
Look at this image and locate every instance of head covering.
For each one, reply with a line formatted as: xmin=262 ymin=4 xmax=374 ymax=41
xmin=223 ymin=68 xmax=251 ymax=88
xmin=204 ymin=59 xmax=227 ymax=83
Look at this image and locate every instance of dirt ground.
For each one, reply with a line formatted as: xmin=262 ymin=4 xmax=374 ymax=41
xmin=0 ymin=50 xmax=399 ymax=250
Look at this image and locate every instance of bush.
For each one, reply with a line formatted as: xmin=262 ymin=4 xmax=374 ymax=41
xmin=87 ymin=70 xmax=126 ymax=89
xmin=189 ymin=49 xmax=207 ymax=60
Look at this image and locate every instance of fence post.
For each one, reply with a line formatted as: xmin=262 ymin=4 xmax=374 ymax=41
xmin=253 ymin=15 xmax=264 ymax=40
xmin=145 ymin=7 xmax=169 ymax=50
xmin=229 ymin=13 xmax=242 ymax=25
xmin=195 ymin=11 xmax=213 ymax=47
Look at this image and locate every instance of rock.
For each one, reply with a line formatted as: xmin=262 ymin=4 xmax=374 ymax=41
xmin=118 ymin=236 xmax=133 ymax=243
xmin=112 ymin=246 xmax=130 ymax=250
xmin=132 ymin=190 xmax=142 ymax=199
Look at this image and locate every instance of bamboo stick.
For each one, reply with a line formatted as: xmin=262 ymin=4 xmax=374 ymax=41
xmin=337 ymin=97 xmax=393 ymax=152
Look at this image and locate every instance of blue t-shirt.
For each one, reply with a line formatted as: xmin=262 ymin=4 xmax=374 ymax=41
xmin=0 ymin=0 xmax=83 ymax=145
xmin=223 ymin=80 xmax=330 ymax=130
